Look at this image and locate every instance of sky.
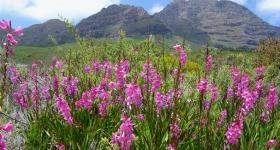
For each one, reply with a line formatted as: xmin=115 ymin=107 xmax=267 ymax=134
xmin=0 ymin=0 xmax=279 ymax=28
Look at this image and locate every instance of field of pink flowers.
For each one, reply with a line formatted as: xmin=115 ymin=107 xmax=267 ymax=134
xmin=0 ymin=20 xmax=279 ymax=150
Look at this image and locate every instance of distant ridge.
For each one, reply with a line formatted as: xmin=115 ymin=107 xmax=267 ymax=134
xmin=19 ymin=1 xmax=280 ymax=49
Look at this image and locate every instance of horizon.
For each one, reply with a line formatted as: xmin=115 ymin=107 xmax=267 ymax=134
xmin=0 ymin=0 xmax=279 ymax=28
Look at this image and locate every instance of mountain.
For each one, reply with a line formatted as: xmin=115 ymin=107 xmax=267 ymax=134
xmin=76 ymin=4 xmax=171 ymax=38
xmin=19 ymin=19 xmax=75 ymax=46
xmin=18 ymin=1 xmax=280 ymax=49
xmin=155 ymin=0 xmax=280 ymax=49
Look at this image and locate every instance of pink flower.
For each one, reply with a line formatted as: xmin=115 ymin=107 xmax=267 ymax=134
xmin=56 ymin=143 xmax=65 ymax=150
xmin=92 ymin=62 xmax=101 ymax=73
xmin=227 ymin=86 xmax=234 ymax=99
xmin=141 ymin=63 xmax=161 ymax=93
xmin=137 ymin=114 xmax=144 ymax=122
xmin=52 ymin=75 xmax=59 ymax=95
xmin=75 ymin=91 xmax=92 ymax=112
xmin=1 ymin=121 xmax=13 ymax=132
xmin=111 ymin=118 xmax=135 ymax=150
xmin=0 ymin=20 xmax=9 ymax=30
xmin=173 ymin=44 xmax=182 ymax=52
xmin=197 ymin=78 xmax=208 ymax=94
xmin=103 ymin=61 xmax=112 ymax=81
xmin=41 ymin=86 xmax=50 ymax=100
xmin=13 ymin=26 xmax=24 ymax=36
xmin=206 ymin=55 xmax=212 ymax=71
xmin=167 ymin=144 xmax=176 ymax=150
xmin=13 ymin=90 xmax=28 ymax=108
xmin=266 ymin=139 xmax=276 ymax=148
xmin=62 ymin=76 xmax=79 ymax=97
xmin=170 ymin=122 xmax=181 ymax=139
xmin=7 ymin=66 xmax=18 ymax=84
xmin=54 ymin=60 xmax=63 ymax=70
xmin=98 ymin=101 xmax=108 ymax=117
xmin=210 ymin=84 xmax=218 ymax=102
xmin=155 ymin=92 xmax=165 ymax=113
xmin=6 ymin=33 xmax=17 ymax=46
xmin=255 ymin=66 xmax=265 ymax=79
xmin=179 ymin=50 xmax=187 ymax=66
xmin=226 ymin=120 xmax=243 ymax=145
xmin=265 ymin=84 xmax=278 ymax=110
xmin=125 ymin=84 xmax=143 ymax=108
xmin=115 ymin=60 xmax=129 ymax=89
xmin=0 ymin=134 xmax=7 ymax=150
xmin=151 ymin=74 xmax=161 ymax=93
xmin=217 ymin=110 xmax=227 ymax=125
xmin=84 ymin=65 xmax=91 ymax=73
xmin=56 ymin=96 xmax=73 ymax=124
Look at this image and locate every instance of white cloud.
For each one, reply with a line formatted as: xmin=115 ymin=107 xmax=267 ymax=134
xmin=256 ymin=0 xmax=280 ymax=26
xmin=0 ymin=0 xmax=120 ymax=22
xmin=228 ymin=0 xmax=247 ymax=5
xmin=257 ymin=0 xmax=280 ymax=12
xmin=149 ymin=3 xmax=164 ymax=14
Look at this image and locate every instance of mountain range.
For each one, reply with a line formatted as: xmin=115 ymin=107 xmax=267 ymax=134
xmin=18 ymin=0 xmax=280 ymax=49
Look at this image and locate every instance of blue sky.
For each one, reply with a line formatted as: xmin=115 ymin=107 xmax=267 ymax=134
xmin=0 ymin=0 xmax=279 ymax=28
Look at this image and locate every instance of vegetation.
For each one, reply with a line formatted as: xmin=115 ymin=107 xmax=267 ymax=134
xmin=0 ymin=20 xmax=279 ymax=150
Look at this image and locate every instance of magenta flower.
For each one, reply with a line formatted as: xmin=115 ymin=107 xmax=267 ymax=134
xmin=56 ymin=143 xmax=65 ymax=150
xmin=75 ymin=91 xmax=92 ymax=112
xmin=103 ymin=61 xmax=112 ymax=81
xmin=56 ymin=96 xmax=73 ymax=124
xmin=13 ymin=26 xmax=24 ymax=36
xmin=137 ymin=114 xmax=144 ymax=122
xmin=179 ymin=50 xmax=187 ymax=66
xmin=167 ymin=144 xmax=176 ymax=150
xmin=13 ymin=91 xmax=28 ymax=108
xmin=6 ymin=33 xmax=17 ymax=46
xmin=255 ymin=66 xmax=265 ymax=79
xmin=0 ymin=121 xmax=13 ymax=132
xmin=115 ymin=60 xmax=129 ymax=89
xmin=197 ymin=78 xmax=208 ymax=94
xmin=210 ymin=84 xmax=218 ymax=102
xmin=0 ymin=134 xmax=7 ymax=150
xmin=170 ymin=122 xmax=181 ymax=139
xmin=217 ymin=109 xmax=227 ymax=125
xmin=231 ymin=68 xmax=241 ymax=94
xmin=31 ymin=87 xmax=40 ymax=105
xmin=141 ymin=63 xmax=161 ymax=93
xmin=206 ymin=55 xmax=212 ymax=71
xmin=7 ymin=66 xmax=18 ymax=84
xmin=240 ymin=74 xmax=250 ymax=91
xmin=108 ymin=81 xmax=117 ymax=90
xmin=92 ymin=62 xmax=101 ymax=73
xmin=62 ymin=76 xmax=79 ymax=97
xmin=84 ymin=65 xmax=91 ymax=73
xmin=254 ymin=79 xmax=263 ymax=97
xmin=0 ymin=20 xmax=9 ymax=30
xmin=111 ymin=118 xmax=135 ymax=150
xmin=266 ymin=139 xmax=276 ymax=148
xmin=52 ymin=75 xmax=59 ymax=95
xmin=174 ymin=44 xmax=182 ymax=52
xmin=41 ymin=86 xmax=50 ymax=100
xmin=151 ymin=74 xmax=161 ymax=93
xmin=227 ymin=86 xmax=234 ymax=99
xmin=226 ymin=120 xmax=243 ymax=145
xmin=265 ymin=84 xmax=278 ymax=110
xmin=125 ymin=84 xmax=143 ymax=108
xmin=54 ymin=60 xmax=63 ymax=70
xmin=155 ymin=92 xmax=165 ymax=113
xmin=98 ymin=101 xmax=108 ymax=117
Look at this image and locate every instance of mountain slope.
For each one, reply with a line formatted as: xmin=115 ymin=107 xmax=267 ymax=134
xmin=19 ymin=19 xmax=75 ymax=46
xmin=76 ymin=4 xmax=171 ymax=38
xmin=155 ymin=0 xmax=280 ymax=48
